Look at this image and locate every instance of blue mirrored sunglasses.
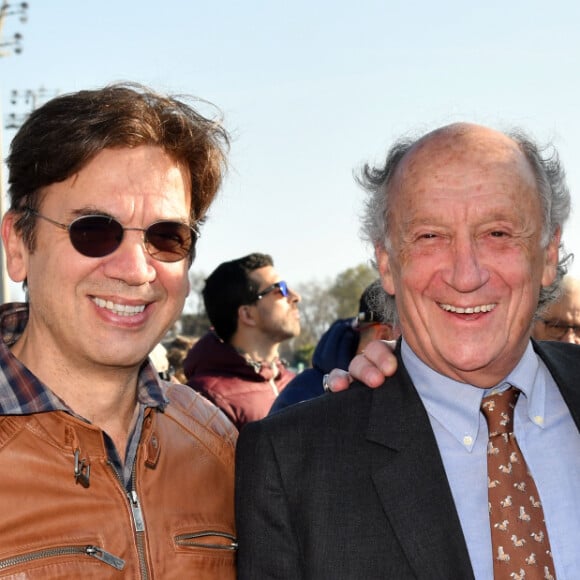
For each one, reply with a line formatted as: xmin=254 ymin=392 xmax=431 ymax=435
xmin=256 ymin=280 xmax=289 ymax=300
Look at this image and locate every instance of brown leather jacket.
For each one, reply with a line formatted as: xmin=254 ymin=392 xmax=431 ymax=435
xmin=0 ymin=383 xmax=237 ymax=579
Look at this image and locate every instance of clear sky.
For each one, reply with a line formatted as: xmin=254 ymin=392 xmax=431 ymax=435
xmin=2 ymin=0 xmax=580 ymax=300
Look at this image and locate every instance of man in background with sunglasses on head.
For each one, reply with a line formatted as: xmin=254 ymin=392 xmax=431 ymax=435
xmin=0 ymin=83 xmax=238 ymax=578
xmin=183 ymin=253 xmax=301 ymax=430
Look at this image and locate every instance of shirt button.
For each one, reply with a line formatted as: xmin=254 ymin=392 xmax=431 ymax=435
xmin=463 ymin=435 xmax=473 ymax=446
xmin=534 ymin=415 xmax=544 ymax=425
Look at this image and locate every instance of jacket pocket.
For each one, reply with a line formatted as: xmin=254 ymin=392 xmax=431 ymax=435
xmin=171 ymin=530 xmax=237 ymax=580
xmin=174 ymin=530 xmax=238 ymax=553
xmin=0 ymin=544 xmax=125 ymax=576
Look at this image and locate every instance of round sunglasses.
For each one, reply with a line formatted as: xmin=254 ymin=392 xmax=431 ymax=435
xmin=29 ymin=210 xmax=198 ymax=263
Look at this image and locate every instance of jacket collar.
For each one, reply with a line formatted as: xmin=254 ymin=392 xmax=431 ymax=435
xmin=365 ymin=341 xmax=475 ymax=579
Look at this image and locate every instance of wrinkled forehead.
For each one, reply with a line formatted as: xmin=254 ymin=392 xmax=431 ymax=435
xmin=392 ymin=124 xmax=537 ymax=196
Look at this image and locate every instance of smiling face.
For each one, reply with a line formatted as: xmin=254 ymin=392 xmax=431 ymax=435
xmin=376 ymin=124 xmax=560 ymax=387
xmin=3 ymin=145 xmax=192 ymax=372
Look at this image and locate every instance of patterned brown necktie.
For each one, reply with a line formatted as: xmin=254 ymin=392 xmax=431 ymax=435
xmin=481 ymin=387 xmax=556 ymax=580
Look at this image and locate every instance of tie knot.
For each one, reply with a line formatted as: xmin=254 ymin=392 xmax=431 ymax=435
xmin=481 ymin=387 xmax=519 ymax=435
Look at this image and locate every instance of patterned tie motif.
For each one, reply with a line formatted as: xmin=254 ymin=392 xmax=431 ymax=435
xmin=481 ymin=387 xmax=556 ymax=580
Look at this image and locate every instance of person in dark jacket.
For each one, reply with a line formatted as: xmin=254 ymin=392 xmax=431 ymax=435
xmin=235 ymin=123 xmax=578 ymax=580
xmin=184 ymin=253 xmax=301 ymax=429
xmin=270 ymin=279 xmax=399 ymax=413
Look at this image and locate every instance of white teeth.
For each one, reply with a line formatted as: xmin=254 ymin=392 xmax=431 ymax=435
xmin=439 ymin=303 xmax=496 ymax=314
xmin=93 ymin=297 xmax=146 ymax=316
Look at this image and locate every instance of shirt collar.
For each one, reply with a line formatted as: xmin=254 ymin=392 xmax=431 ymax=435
xmin=499 ymin=341 xmax=548 ymax=430
xmin=401 ymin=338 xmax=547 ymax=451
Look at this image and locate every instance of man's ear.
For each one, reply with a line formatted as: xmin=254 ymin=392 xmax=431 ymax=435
xmin=1 ymin=212 xmax=29 ymax=283
xmin=237 ymin=304 xmax=258 ymax=328
xmin=375 ymin=244 xmax=396 ymax=295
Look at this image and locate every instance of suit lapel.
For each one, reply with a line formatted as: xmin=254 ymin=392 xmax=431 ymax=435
xmin=533 ymin=339 xmax=580 ymax=430
xmin=366 ymin=359 xmax=474 ymax=580
xmin=362 ymin=340 xmax=580 ymax=579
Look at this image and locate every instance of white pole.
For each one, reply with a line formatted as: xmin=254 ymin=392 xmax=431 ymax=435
xmin=0 ymin=95 xmax=11 ymax=303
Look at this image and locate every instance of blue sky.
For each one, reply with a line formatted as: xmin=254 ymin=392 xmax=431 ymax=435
xmin=2 ymin=0 xmax=580 ymax=300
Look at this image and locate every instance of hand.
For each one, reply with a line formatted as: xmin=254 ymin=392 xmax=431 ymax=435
xmin=325 ymin=340 xmax=398 ymax=392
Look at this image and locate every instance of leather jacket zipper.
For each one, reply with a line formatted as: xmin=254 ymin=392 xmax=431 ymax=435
xmin=129 ymin=473 xmax=149 ymax=579
xmin=0 ymin=545 xmax=125 ymax=571
xmin=108 ymin=461 xmax=149 ymax=579
xmin=175 ymin=530 xmax=238 ymax=551
xmin=129 ymin=490 xmax=145 ymax=532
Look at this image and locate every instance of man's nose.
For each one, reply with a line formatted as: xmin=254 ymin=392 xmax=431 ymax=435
xmin=288 ymin=287 xmax=301 ymax=303
xmin=447 ymin=236 xmax=490 ymax=292
xmin=561 ymin=327 xmax=580 ymax=344
xmin=102 ymin=230 xmax=157 ymax=285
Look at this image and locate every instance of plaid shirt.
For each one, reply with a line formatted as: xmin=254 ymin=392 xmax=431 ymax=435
xmin=0 ymin=302 xmax=168 ymax=488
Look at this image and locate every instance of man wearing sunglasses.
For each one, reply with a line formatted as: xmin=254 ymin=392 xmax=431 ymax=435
xmin=183 ymin=253 xmax=301 ymax=430
xmin=0 ymin=84 xmax=237 ymax=578
xmin=270 ymin=279 xmax=400 ymax=413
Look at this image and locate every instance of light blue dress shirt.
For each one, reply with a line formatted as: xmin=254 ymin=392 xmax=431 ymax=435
xmin=401 ymin=339 xmax=580 ymax=580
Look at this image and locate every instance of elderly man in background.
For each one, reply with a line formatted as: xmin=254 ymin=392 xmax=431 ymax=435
xmin=235 ymin=122 xmax=580 ymax=579
xmin=533 ymin=275 xmax=580 ymax=344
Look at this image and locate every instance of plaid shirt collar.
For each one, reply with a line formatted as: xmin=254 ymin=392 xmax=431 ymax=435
xmin=0 ymin=302 xmax=168 ymax=416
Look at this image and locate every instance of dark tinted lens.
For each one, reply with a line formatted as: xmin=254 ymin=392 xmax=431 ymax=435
xmin=69 ymin=216 xmax=123 ymax=257
xmin=278 ymin=281 xmax=289 ymax=297
xmin=145 ymin=221 xmax=195 ymax=262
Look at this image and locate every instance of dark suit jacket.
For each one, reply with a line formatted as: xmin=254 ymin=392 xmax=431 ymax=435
xmin=235 ymin=340 xmax=580 ymax=579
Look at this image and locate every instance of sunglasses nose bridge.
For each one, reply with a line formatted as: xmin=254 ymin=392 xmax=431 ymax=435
xmin=114 ymin=225 xmax=153 ymax=258
xmin=122 ymin=226 xmax=148 ymax=235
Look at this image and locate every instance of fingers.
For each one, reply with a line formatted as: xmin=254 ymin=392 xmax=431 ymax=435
xmin=348 ymin=340 xmax=398 ymax=388
xmin=325 ymin=369 xmax=353 ymax=393
xmin=347 ymin=354 xmax=386 ymax=388
xmin=324 ymin=339 xmax=399 ymax=392
xmin=363 ymin=339 xmax=398 ymax=370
